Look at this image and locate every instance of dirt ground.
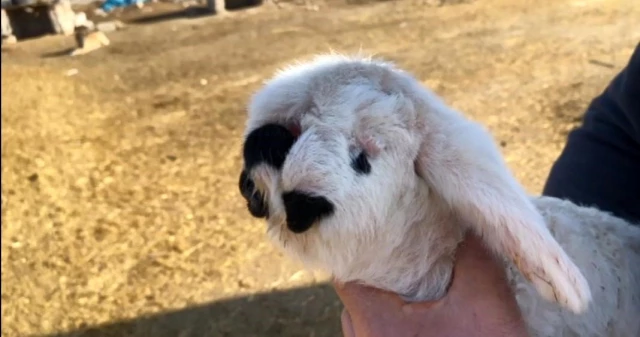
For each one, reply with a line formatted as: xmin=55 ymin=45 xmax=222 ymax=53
xmin=1 ymin=0 xmax=638 ymax=336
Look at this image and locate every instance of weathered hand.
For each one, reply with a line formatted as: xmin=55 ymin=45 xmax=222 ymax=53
xmin=333 ymin=234 xmax=530 ymax=337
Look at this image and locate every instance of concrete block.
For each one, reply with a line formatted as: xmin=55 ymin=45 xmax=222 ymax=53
xmin=49 ymin=0 xmax=76 ymax=35
xmin=1 ymin=9 xmax=12 ymax=37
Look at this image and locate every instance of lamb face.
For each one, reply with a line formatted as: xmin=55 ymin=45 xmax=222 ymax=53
xmin=239 ymin=55 xmax=433 ymax=279
xmin=238 ymin=54 xmax=592 ymax=314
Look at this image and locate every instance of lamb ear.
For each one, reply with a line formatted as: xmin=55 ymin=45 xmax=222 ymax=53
xmin=414 ymin=117 xmax=592 ymax=314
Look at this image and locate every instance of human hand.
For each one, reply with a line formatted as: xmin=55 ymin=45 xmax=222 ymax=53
xmin=333 ymin=234 xmax=530 ymax=337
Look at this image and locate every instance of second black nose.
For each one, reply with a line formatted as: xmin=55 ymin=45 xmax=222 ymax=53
xmin=282 ymin=191 xmax=334 ymax=233
xmin=243 ymin=124 xmax=297 ymax=171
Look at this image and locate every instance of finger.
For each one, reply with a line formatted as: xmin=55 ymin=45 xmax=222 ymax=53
xmin=451 ymin=234 xmax=504 ymax=284
xmin=341 ymin=309 xmax=356 ymax=337
xmin=446 ymin=233 xmax=515 ymax=302
xmin=333 ymin=281 xmax=406 ymax=310
xmin=334 ymin=280 xmax=442 ymax=318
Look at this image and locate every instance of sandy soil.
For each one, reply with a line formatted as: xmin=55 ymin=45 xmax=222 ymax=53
xmin=1 ymin=0 xmax=638 ymax=336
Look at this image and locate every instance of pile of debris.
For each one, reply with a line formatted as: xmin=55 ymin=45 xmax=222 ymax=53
xmin=70 ymin=11 xmax=124 ymax=55
xmin=1 ymin=0 xmax=226 ymax=49
xmin=1 ymin=0 xmax=126 ymax=56
xmin=2 ymin=0 xmax=79 ymax=44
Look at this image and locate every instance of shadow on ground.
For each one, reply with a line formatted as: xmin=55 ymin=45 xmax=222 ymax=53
xmin=127 ymin=7 xmax=215 ymax=24
xmin=38 ymin=283 xmax=343 ymax=337
xmin=127 ymin=0 xmax=263 ymax=25
xmin=40 ymin=47 xmax=76 ymax=58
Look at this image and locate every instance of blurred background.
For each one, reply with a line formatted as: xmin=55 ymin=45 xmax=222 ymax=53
xmin=1 ymin=0 xmax=638 ymax=336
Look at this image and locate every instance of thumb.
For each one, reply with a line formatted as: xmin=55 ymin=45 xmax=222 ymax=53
xmin=333 ymin=280 xmax=407 ymax=312
xmin=334 ymin=282 xmax=403 ymax=312
xmin=341 ymin=309 xmax=356 ymax=337
xmin=444 ymin=233 xmax=514 ymax=303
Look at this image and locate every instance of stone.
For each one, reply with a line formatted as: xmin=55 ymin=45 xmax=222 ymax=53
xmin=96 ymin=20 xmax=123 ymax=32
xmin=75 ymin=13 xmax=95 ymax=31
xmin=93 ymin=8 xmax=108 ymax=17
xmin=49 ymin=0 xmax=76 ymax=36
xmin=65 ymin=68 xmax=79 ymax=76
xmin=83 ymin=20 xmax=95 ymax=31
xmin=206 ymin=0 xmax=226 ymax=14
xmin=3 ymin=34 xmax=17 ymax=44
xmin=1 ymin=9 xmax=12 ymax=37
xmin=74 ymin=12 xmax=87 ymax=26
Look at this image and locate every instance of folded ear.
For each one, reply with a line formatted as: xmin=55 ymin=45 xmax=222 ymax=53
xmin=414 ymin=117 xmax=591 ymax=314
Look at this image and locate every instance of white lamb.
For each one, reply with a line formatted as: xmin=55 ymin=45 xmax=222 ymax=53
xmin=237 ymin=54 xmax=640 ymax=337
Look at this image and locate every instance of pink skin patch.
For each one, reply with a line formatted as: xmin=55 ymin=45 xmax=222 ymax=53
xmin=357 ymin=134 xmax=383 ymax=157
xmin=287 ymin=123 xmax=302 ymax=139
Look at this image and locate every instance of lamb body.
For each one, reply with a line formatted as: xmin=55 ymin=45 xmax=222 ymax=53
xmin=238 ymin=54 xmax=640 ymax=337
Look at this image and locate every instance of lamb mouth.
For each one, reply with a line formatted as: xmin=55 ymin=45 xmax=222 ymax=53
xmin=239 ymin=170 xmax=269 ymax=219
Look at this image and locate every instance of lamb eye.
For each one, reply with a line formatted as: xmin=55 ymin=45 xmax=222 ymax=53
xmin=351 ymin=151 xmax=371 ymax=175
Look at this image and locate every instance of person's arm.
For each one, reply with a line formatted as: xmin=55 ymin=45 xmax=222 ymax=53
xmin=543 ymin=42 xmax=640 ymax=225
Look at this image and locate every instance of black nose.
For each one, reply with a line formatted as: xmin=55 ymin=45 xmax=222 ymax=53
xmin=282 ymin=191 xmax=334 ymax=233
xmin=243 ymin=124 xmax=297 ymax=171
xmin=239 ymin=170 xmax=269 ymax=218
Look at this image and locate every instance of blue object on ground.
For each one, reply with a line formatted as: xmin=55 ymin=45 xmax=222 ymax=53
xmin=101 ymin=0 xmax=147 ymax=12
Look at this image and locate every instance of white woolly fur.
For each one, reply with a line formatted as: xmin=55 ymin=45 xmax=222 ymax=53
xmin=241 ymin=53 xmax=640 ymax=337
